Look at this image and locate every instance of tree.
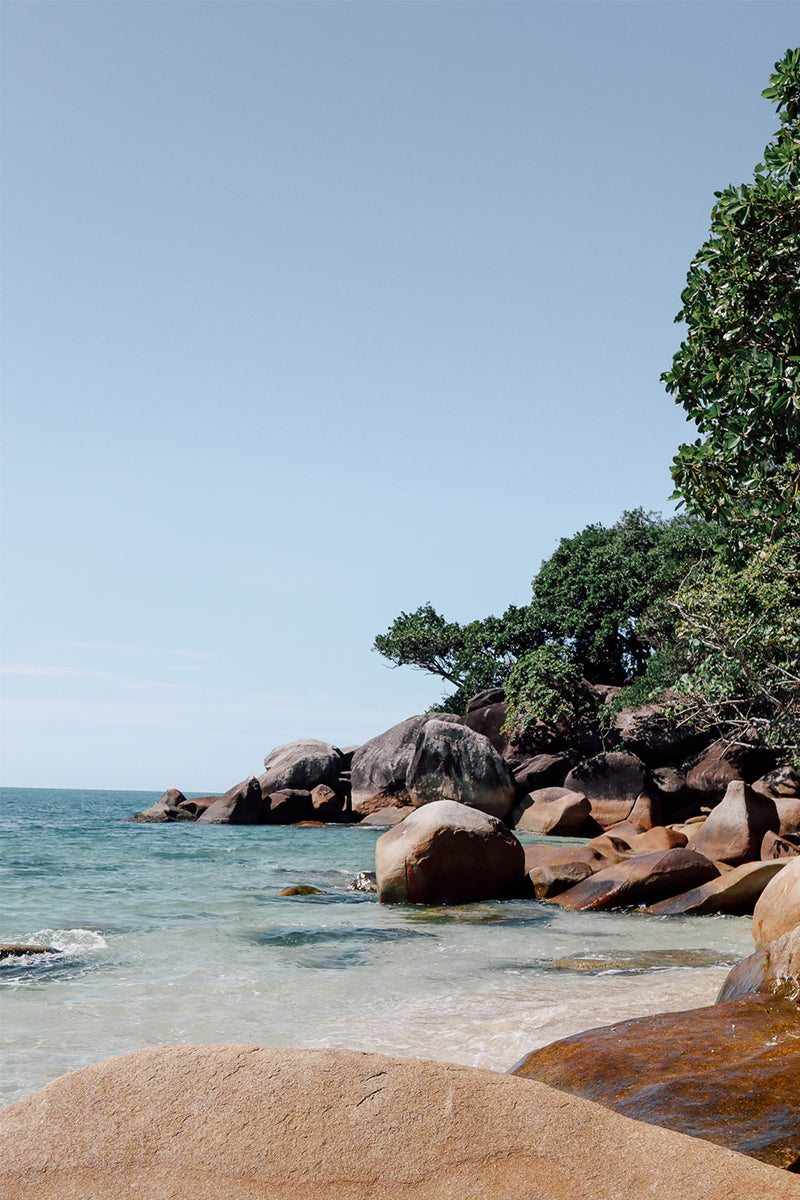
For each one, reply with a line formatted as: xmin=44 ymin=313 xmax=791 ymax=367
xmin=662 ymin=48 xmax=800 ymax=542
xmin=373 ymin=510 xmax=711 ymax=711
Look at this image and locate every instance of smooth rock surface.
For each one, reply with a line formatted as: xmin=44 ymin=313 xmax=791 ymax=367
xmin=563 ymin=752 xmax=650 ymax=828
xmin=718 ymin=926 xmax=800 ymax=1004
xmin=129 ymin=787 xmax=193 ymax=823
xmin=260 ymin=739 xmax=343 ymax=795
xmin=754 ymin=858 xmax=800 ymax=946
xmin=511 ymin=787 xmax=590 ymax=835
xmin=196 ymin=777 xmax=266 ymax=825
xmin=550 ymin=848 xmax=719 ymax=912
xmin=1 ymin=1045 xmax=795 ymax=1200
xmin=375 ymin=799 xmax=524 ymax=905
xmin=685 ymin=740 xmax=776 ymax=799
xmin=689 ymin=779 xmax=779 ymax=866
xmin=510 ymin=996 xmax=800 ymax=1173
xmin=646 ymin=859 xmax=788 ymax=916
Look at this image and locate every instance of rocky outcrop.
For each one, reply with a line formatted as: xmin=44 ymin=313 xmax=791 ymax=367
xmin=688 ymin=780 xmax=779 ymax=865
xmin=610 ymin=703 xmax=705 ymax=765
xmin=375 ymin=799 xmax=524 ymax=905
xmin=511 ymin=787 xmax=590 ymax=835
xmin=260 ymin=739 xmax=344 ymax=795
xmin=563 ymin=752 xmax=651 ymax=828
xmin=646 ymin=859 xmax=788 ymax=916
xmin=512 ymin=753 xmax=572 ymax=794
xmin=685 ymin=740 xmax=777 ymax=800
xmin=128 ymin=787 xmax=194 ymax=823
xmin=550 ymin=847 xmax=719 ymax=912
xmin=1 ymin=1045 xmax=792 ymax=1200
xmin=510 ymin=996 xmax=800 ymax=1172
xmin=265 ymin=788 xmax=313 ymax=824
xmin=753 ymin=858 xmax=800 ymax=946
xmin=197 ymin=776 xmax=266 ymax=825
xmin=717 ymin=925 xmax=800 ymax=1004
xmin=405 ymin=719 xmax=516 ymax=819
xmin=350 ymin=714 xmax=461 ymax=815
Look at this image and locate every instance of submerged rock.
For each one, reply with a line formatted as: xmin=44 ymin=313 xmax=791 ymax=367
xmin=0 ymin=945 xmax=57 ymax=959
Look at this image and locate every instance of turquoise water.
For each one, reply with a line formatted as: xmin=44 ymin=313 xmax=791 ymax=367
xmin=1 ymin=787 xmax=754 ymax=1104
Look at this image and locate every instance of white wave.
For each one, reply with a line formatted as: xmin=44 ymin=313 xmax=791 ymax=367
xmin=26 ymin=928 xmax=108 ymax=955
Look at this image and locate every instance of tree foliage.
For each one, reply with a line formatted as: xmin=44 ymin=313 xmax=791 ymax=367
xmin=662 ymin=48 xmax=800 ymax=541
xmin=503 ymin=645 xmax=596 ymax=743
xmin=373 ymin=511 xmax=710 ymax=711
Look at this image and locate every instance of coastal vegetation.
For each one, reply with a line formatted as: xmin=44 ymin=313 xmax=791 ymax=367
xmin=375 ymin=49 xmax=800 ymax=760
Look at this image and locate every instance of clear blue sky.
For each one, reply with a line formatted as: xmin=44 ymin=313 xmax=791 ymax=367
xmin=1 ymin=1 xmax=797 ymax=790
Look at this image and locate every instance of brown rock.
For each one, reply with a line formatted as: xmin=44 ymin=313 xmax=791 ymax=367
xmin=646 ymin=860 xmax=788 ymax=916
xmin=310 ymin=784 xmax=343 ymax=819
xmin=405 ymin=719 xmax=516 ymax=819
xmin=510 ymin=996 xmax=800 ymax=1172
xmin=610 ymin=703 xmax=706 ymax=765
xmin=762 ymin=831 xmax=800 ymax=860
xmin=624 ymin=825 xmax=688 ymax=853
xmin=462 ymin=698 xmax=510 ymax=756
xmin=260 ymin=738 xmax=344 ymax=794
xmin=350 ymin=713 xmax=462 ymax=815
xmin=375 ymin=799 xmax=524 ymax=906
xmin=2 ymin=1046 xmax=794 ymax=1200
xmin=685 ymin=739 xmax=776 ymax=800
xmin=754 ymin=767 xmax=800 ymax=799
xmin=197 ymin=776 xmax=266 ymax=825
xmin=524 ymin=843 xmax=615 ymax=873
xmin=278 ymin=885 xmax=325 ymax=896
xmin=585 ymin=833 xmax=631 ymax=863
xmin=511 ymin=787 xmax=590 ymax=835
xmin=0 ymin=945 xmax=57 ymax=959
xmin=689 ymin=779 xmax=779 ymax=866
xmin=177 ymin=795 xmax=218 ymax=816
xmin=129 ymin=787 xmax=194 ymax=823
xmin=775 ymin=797 xmax=800 ymax=838
xmin=512 ymin=754 xmax=571 ymax=794
xmin=563 ymin=752 xmax=650 ymax=828
xmin=550 ymin=848 xmax=719 ymax=912
xmin=346 ymin=871 xmax=378 ymax=893
xmin=358 ymin=806 xmax=413 ymax=827
xmin=717 ymin=925 xmax=800 ymax=1003
xmin=528 ymin=860 xmax=595 ymax=899
xmin=650 ymin=766 xmax=705 ymax=823
xmin=753 ymin=858 xmax=800 ymax=946
xmin=266 ymin=789 xmax=313 ymax=824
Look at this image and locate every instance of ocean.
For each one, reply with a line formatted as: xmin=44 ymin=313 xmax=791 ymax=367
xmin=1 ymin=786 xmax=754 ymax=1105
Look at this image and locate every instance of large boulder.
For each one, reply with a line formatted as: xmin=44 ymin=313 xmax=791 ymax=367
xmin=685 ymin=740 xmax=777 ymax=800
xmin=510 ymin=996 xmax=800 ymax=1172
xmin=0 ymin=1046 xmax=790 ymax=1200
xmin=511 ymin=754 xmax=572 ymax=794
xmin=462 ymin=694 xmax=510 ymax=756
xmin=375 ymin=799 xmax=524 ymax=906
xmin=260 ymin=739 xmax=344 ymax=795
xmin=646 ymin=860 xmax=788 ymax=917
xmin=753 ymin=766 xmax=800 ymax=799
xmin=196 ymin=776 xmax=266 ymax=825
xmin=563 ymin=751 xmax=651 ymax=828
xmin=265 ymin=788 xmax=313 ymax=824
xmin=405 ymin=719 xmax=516 ymax=818
xmin=350 ymin=714 xmax=461 ymax=815
xmin=511 ymin=787 xmax=590 ymax=836
xmin=128 ymin=787 xmax=194 ymax=823
xmin=753 ymin=857 xmax=800 ymax=946
xmin=550 ymin=847 xmax=719 ymax=912
xmin=609 ymin=703 xmax=706 ymax=765
xmin=717 ymin=925 xmax=800 ymax=1004
xmin=689 ymin=780 xmax=779 ymax=866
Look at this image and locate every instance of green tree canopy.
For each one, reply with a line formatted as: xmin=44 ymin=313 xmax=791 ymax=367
xmin=373 ymin=510 xmax=711 ymax=711
xmin=662 ymin=47 xmax=800 ymax=542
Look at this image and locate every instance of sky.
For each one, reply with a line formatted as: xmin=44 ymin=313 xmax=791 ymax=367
xmin=1 ymin=1 xmax=798 ymax=791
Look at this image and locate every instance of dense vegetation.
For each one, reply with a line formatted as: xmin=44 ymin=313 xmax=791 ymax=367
xmin=375 ymin=50 xmax=800 ymax=759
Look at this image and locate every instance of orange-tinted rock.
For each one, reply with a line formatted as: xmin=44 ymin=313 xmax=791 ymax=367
xmin=528 ymin=860 xmax=596 ymax=899
xmin=754 ymin=767 xmax=800 ymax=799
xmin=511 ymin=995 xmax=800 ymax=1171
xmin=0 ymin=944 xmax=57 ymax=959
xmin=1 ymin=1046 xmax=792 ymax=1200
xmin=689 ymin=780 xmax=779 ymax=866
xmin=523 ymin=843 xmax=614 ymax=873
xmin=624 ymin=825 xmax=688 ymax=853
xmin=550 ymin=848 xmax=719 ymax=911
xmin=762 ymin=831 xmax=800 ymax=860
xmin=585 ymin=833 xmax=632 ymax=862
xmin=646 ymin=860 xmax=788 ymax=916
xmin=753 ymin=858 xmax=800 ymax=946
xmin=685 ymin=740 xmax=776 ymax=800
xmin=511 ymin=787 xmax=590 ymax=835
xmin=774 ymin=797 xmax=800 ymax=838
xmin=310 ymin=784 xmax=344 ymax=819
xmin=717 ymin=926 xmax=800 ymax=1004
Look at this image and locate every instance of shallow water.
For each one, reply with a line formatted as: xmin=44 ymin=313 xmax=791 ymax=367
xmin=0 ymin=787 xmax=753 ymax=1103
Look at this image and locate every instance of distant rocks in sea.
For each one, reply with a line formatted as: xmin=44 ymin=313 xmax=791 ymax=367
xmin=126 ymin=688 xmax=799 ymax=919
